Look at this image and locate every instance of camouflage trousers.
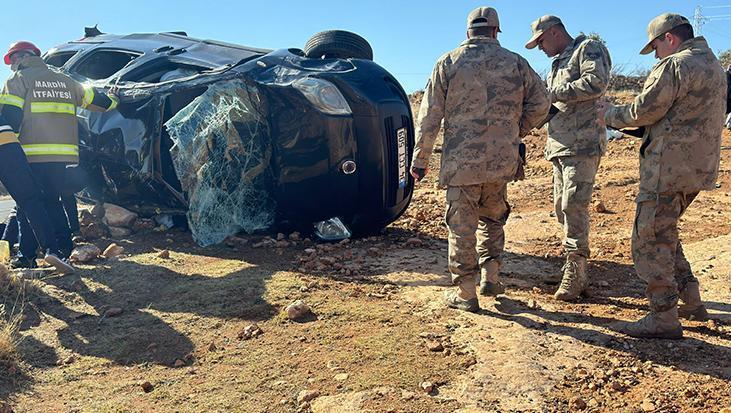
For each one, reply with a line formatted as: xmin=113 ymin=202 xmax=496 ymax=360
xmin=551 ymin=155 xmax=600 ymax=258
xmin=445 ymin=181 xmax=510 ymax=284
xmin=632 ymin=192 xmax=699 ymax=312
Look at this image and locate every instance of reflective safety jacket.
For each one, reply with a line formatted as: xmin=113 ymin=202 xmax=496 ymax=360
xmin=0 ymin=56 xmax=117 ymax=163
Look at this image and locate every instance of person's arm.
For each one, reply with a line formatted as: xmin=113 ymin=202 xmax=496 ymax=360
xmin=604 ymin=59 xmax=678 ymax=129
xmin=74 ymin=81 xmax=118 ymax=112
xmin=0 ymin=74 xmax=27 ymax=132
xmin=550 ymin=40 xmax=611 ymax=104
xmin=411 ymin=57 xmax=449 ymax=180
xmin=518 ymin=57 xmax=550 ymax=137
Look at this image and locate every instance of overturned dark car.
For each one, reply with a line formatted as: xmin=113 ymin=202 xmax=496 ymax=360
xmin=46 ymin=28 xmax=414 ymax=245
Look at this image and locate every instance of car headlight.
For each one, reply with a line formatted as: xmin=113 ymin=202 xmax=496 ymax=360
xmin=293 ymin=78 xmax=352 ymax=115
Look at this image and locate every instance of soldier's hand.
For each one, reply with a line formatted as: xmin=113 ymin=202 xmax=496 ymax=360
xmin=596 ymin=101 xmax=609 ymax=129
xmin=410 ymin=167 xmax=428 ymax=182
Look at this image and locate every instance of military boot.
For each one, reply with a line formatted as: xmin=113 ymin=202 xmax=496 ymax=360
xmin=553 ymin=252 xmax=587 ymax=301
xmin=479 ymin=259 xmax=505 ymax=296
xmin=444 ymin=278 xmax=480 ymax=313
xmin=678 ymin=280 xmax=709 ymax=321
xmin=615 ymin=307 xmax=683 ymax=339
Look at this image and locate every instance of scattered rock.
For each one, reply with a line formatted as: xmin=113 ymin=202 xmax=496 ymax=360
xmin=404 ymin=237 xmax=423 ymax=248
xmin=132 ymin=218 xmax=155 ymax=233
xmin=401 ymin=390 xmax=416 ymax=401
xmin=334 ymin=373 xmax=349 ymax=382
xmin=593 ymin=201 xmax=608 ymax=213
xmin=426 ymin=341 xmax=444 ymax=352
xmin=103 ymin=307 xmax=123 ymax=318
xmin=102 ymin=203 xmax=138 ymax=228
xmin=102 ymin=243 xmax=125 ymax=259
xmin=527 ymin=298 xmax=539 ymax=309
xmin=78 ymin=209 xmax=96 ymax=226
xmin=80 ymin=222 xmax=108 ymax=240
xmin=63 ymin=355 xmax=76 ymax=365
xmin=296 ymin=390 xmax=320 ymax=404
xmin=140 ymin=381 xmax=154 ymax=393
xmin=108 ymin=226 xmax=132 ymax=238
xmin=419 ymin=381 xmax=434 ymax=393
xmin=90 ymin=203 xmax=105 ymax=218
xmin=570 ymin=396 xmax=587 ymax=410
xmin=69 ymin=245 xmax=101 ymax=263
xmin=289 ymin=232 xmax=301 ymax=241
xmin=238 ymin=323 xmax=263 ymax=340
xmin=285 ymin=300 xmax=312 ymax=320
xmin=157 ymin=249 xmax=170 ymax=259
xmin=640 ymin=399 xmax=655 ymax=412
xmin=174 ymin=358 xmax=186 ymax=367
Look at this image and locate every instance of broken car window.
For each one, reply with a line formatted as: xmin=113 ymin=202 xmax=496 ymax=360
xmin=73 ymin=49 xmax=141 ymax=80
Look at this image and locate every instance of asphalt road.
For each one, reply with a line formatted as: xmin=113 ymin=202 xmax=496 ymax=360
xmin=0 ymin=197 xmax=14 ymax=219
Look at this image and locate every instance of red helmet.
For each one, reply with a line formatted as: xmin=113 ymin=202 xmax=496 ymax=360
xmin=4 ymin=41 xmax=41 ymax=65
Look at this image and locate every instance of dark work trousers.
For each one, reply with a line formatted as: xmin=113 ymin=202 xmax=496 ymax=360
xmin=18 ymin=162 xmax=73 ymax=259
xmin=1 ymin=206 xmax=19 ymax=245
xmin=0 ymin=143 xmax=59 ymax=254
xmin=62 ymin=194 xmax=80 ymax=233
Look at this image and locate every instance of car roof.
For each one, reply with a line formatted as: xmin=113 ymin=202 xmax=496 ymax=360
xmin=47 ymin=31 xmax=272 ymax=67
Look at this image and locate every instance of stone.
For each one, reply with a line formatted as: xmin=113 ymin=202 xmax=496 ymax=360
xmin=174 ymin=359 xmax=186 ymax=367
xmin=426 ymin=341 xmax=443 ymax=352
xmin=404 ymin=238 xmax=423 ymax=248
xmin=401 ymin=390 xmax=416 ymax=401
xmin=90 ymin=203 xmax=105 ymax=218
xmin=334 ymin=373 xmax=349 ymax=382
xmin=238 ymin=323 xmax=263 ymax=340
xmin=593 ymin=201 xmax=608 ymax=213
xmin=103 ymin=307 xmax=123 ymax=317
xmin=157 ymin=250 xmax=170 ymax=259
xmin=102 ymin=243 xmax=125 ymax=259
xmin=570 ymin=396 xmax=587 ymax=410
xmin=102 ymin=203 xmax=138 ymax=228
xmin=419 ymin=381 xmax=434 ymax=393
xmin=80 ymin=222 xmax=108 ymax=240
xmin=289 ymin=232 xmax=301 ymax=241
xmin=527 ymin=298 xmax=539 ymax=309
xmin=132 ymin=218 xmax=155 ymax=233
xmin=140 ymin=381 xmax=154 ymax=393
xmin=285 ymin=300 xmax=312 ymax=320
xmin=108 ymin=226 xmax=132 ymax=238
xmin=640 ymin=399 xmax=655 ymax=412
xmin=69 ymin=245 xmax=101 ymax=263
xmin=78 ymin=209 xmax=96 ymax=227
xmin=297 ymin=390 xmax=320 ymax=404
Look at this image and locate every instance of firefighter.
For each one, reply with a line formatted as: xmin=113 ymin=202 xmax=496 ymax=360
xmin=0 ymin=113 xmax=74 ymax=273
xmin=0 ymin=41 xmax=118 ymax=267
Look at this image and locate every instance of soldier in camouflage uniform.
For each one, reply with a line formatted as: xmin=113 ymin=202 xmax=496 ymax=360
xmin=411 ymin=6 xmax=550 ymax=312
xmin=525 ymin=15 xmax=612 ymax=301
xmin=599 ymin=13 xmax=725 ymax=338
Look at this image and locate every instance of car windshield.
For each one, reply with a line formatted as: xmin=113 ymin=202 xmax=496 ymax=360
xmin=73 ymin=49 xmax=141 ymax=80
xmin=120 ymin=59 xmax=212 ymax=83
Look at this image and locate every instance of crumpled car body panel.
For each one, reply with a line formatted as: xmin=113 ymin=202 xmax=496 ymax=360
xmin=47 ymin=32 xmax=414 ymax=243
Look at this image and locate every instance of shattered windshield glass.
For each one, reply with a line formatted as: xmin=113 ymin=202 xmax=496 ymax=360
xmin=165 ymin=79 xmax=276 ymax=246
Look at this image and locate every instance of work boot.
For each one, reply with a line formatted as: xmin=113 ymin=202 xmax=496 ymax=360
xmin=553 ymin=253 xmax=587 ymax=301
xmin=444 ymin=279 xmax=479 ymax=313
xmin=614 ymin=307 xmax=683 ymax=339
xmin=10 ymin=255 xmax=38 ymax=269
xmin=479 ymin=259 xmax=505 ymax=296
xmin=44 ymin=250 xmax=75 ymax=275
xmin=678 ymin=280 xmax=709 ymax=321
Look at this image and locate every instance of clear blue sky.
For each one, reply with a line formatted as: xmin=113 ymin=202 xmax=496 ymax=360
xmin=1 ymin=1 xmax=730 ymax=92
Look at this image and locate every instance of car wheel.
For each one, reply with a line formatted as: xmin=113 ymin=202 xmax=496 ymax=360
xmin=304 ymin=30 xmax=373 ymax=60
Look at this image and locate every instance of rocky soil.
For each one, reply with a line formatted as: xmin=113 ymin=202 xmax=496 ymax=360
xmin=0 ymin=92 xmax=729 ymax=412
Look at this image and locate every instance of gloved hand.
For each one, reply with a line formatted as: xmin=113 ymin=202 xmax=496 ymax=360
xmin=410 ymin=167 xmax=427 ymax=182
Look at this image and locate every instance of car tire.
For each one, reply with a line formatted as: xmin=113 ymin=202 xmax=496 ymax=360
xmin=304 ymin=30 xmax=373 ymax=60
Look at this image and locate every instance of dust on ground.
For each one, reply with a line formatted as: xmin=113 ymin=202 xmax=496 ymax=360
xmin=1 ymin=93 xmax=730 ymax=412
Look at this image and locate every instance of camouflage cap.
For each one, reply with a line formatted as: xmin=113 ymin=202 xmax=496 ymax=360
xmin=467 ymin=6 xmax=501 ymax=32
xmin=525 ymin=15 xmax=563 ymax=49
xmin=640 ymin=13 xmax=691 ymax=55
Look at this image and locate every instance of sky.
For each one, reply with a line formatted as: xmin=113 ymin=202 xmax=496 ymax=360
xmin=1 ymin=0 xmax=730 ymax=92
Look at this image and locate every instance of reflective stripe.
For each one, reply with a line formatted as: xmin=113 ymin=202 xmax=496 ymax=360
xmin=30 ymin=101 xmax=76 ymax=115
xmin=0 ymin=131 xmax=19 ymax=146
xmin=21 ymin=143 xmax=79 ymax=156
xmin=0 ymin=93 xmax=24 ymax=108
xmin=82 ymin=86 xmax=95 ymax=108
xmin=107 ymin=94 xmax=118 ymax=111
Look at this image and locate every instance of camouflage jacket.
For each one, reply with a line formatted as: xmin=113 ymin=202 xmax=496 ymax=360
xmin=545 ymin=34 xmax=612 ymax=160
xmin=412 ymin=37 xmax=549 ymax=187
xmin=605 ymin=37 xmax=725 ymax=201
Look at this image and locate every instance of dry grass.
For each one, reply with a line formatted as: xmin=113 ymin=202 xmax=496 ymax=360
xmin=0 ymin=264 xmax=26 ymax=369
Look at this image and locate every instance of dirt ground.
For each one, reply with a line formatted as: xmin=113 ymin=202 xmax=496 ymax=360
xmin=1 ymin=93 xmax=730 ymax=412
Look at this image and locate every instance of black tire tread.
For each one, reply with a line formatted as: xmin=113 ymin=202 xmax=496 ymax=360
xmin=304 ymin=30 xmax=373 ymax=60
